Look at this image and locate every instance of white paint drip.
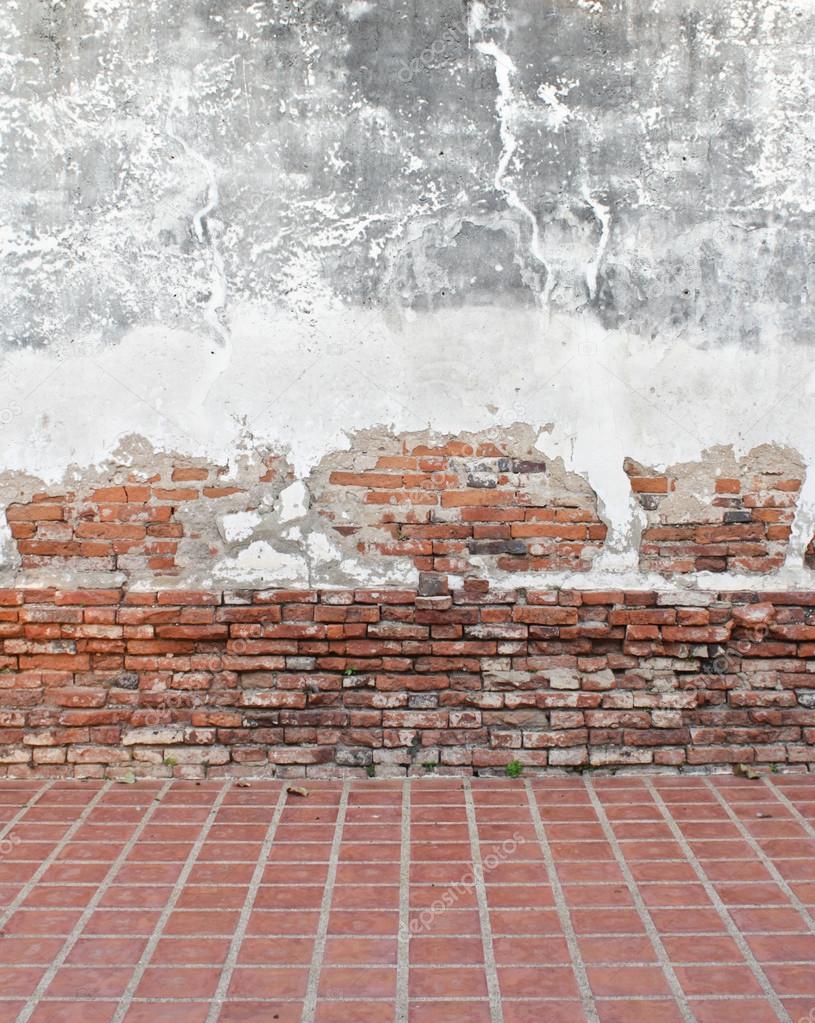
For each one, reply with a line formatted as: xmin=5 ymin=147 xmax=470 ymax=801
xmin=536 ymin=80 xmax=576 ymax=132
xmin=476 ymin=40 xmax=555 ymax=306
xmin=466 ymin=0 xmax=490 ymax=37
xmin=165 ymin=75 xmax=231 ymax=353
xmin=583 ymin=189 xmax=611 ymax=301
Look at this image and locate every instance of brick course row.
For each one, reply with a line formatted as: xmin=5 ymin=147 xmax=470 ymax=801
xmin=0 ymin=580 xmax=813 ymax=778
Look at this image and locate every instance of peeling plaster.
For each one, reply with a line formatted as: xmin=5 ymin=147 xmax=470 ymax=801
xmin=1 ymin=0 xmax=814 ymax=592
xmin=275 ymin=481 xmax=310 ymax=523
xmin=219 ymin=510 xmax=261 ymax=543
xmin=216 ymin=541 xmax=309 ymax=586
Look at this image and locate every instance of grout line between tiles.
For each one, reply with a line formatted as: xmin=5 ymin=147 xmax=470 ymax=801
xmin=463 ymin=778 xmax=504 ymax=1023
xmin=525 ymin=779 xmax=600 ymax=1023
xmin=300 ymin=780 xmax=350 ymax=1023
xmin=4 ymin=957 xmax=814 ymax=970
xmin=395 ymin=778 xmax=411 ymax=1023
xmin=203 ymin=784 xmax=290 ymax=1023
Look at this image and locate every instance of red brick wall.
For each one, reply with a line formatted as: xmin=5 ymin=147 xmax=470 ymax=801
xmin=626 ymin=455 xmax=803 ymax=574
xmin=321 ymin=438 xmax=607 ymax=575
xmin=0 ymin=581 xmax=813 ymax=778
xmin=5 ymin=458 xmax=283 ymax=578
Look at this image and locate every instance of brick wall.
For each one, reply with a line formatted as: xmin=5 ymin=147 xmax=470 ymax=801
xmin=319 ymin=436 xmax=607 ymax=575
xmin=0 ymin=581 xmax=813 ymax=779
xmin=626 ymin=448 xmax=804 ymax=574
xmin=5 ymin=457 xmax=285 ymax=581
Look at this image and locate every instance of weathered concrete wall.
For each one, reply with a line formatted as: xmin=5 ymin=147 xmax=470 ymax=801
xmin=1 ymin=0 xmax=814 ymax=593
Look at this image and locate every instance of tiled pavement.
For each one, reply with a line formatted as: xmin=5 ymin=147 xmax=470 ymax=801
xmin=0 ymin=777 xmax=813 ymax=1022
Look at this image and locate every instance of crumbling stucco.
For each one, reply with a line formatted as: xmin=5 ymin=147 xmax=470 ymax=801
xmin=0 ymin=426 xmax=608 ymax=589
xmin=311 ymin=425 xmax=608 ymax=578
xmin=5 ymin=430 xmax=815 ymax=591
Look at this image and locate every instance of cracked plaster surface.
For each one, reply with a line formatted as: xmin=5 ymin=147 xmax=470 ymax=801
xmin=1 ymin=0 xmax=814 ymax=587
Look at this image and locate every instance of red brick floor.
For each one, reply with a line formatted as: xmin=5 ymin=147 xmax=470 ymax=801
xmin=0 ymin=775 xmax=813 ymax=1022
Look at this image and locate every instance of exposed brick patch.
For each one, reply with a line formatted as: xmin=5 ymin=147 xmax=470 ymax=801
xmin=626 ymin=446 xmax=805 ymax=574
xmin=5 ymin=455 xmax=287 ymax=580
xmin=0 ymin=585 xmax=813 ymax=778
xmin=320 ymin=432 xmax=607 ymax=575
xmin=7 ymin=484 xmax=185 ymax=575
xmin=7 ymin=440 xmax=812 ymax=589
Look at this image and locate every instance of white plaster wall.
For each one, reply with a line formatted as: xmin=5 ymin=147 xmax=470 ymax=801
xmin=1 ymin=0 xmax=814 ymax=590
